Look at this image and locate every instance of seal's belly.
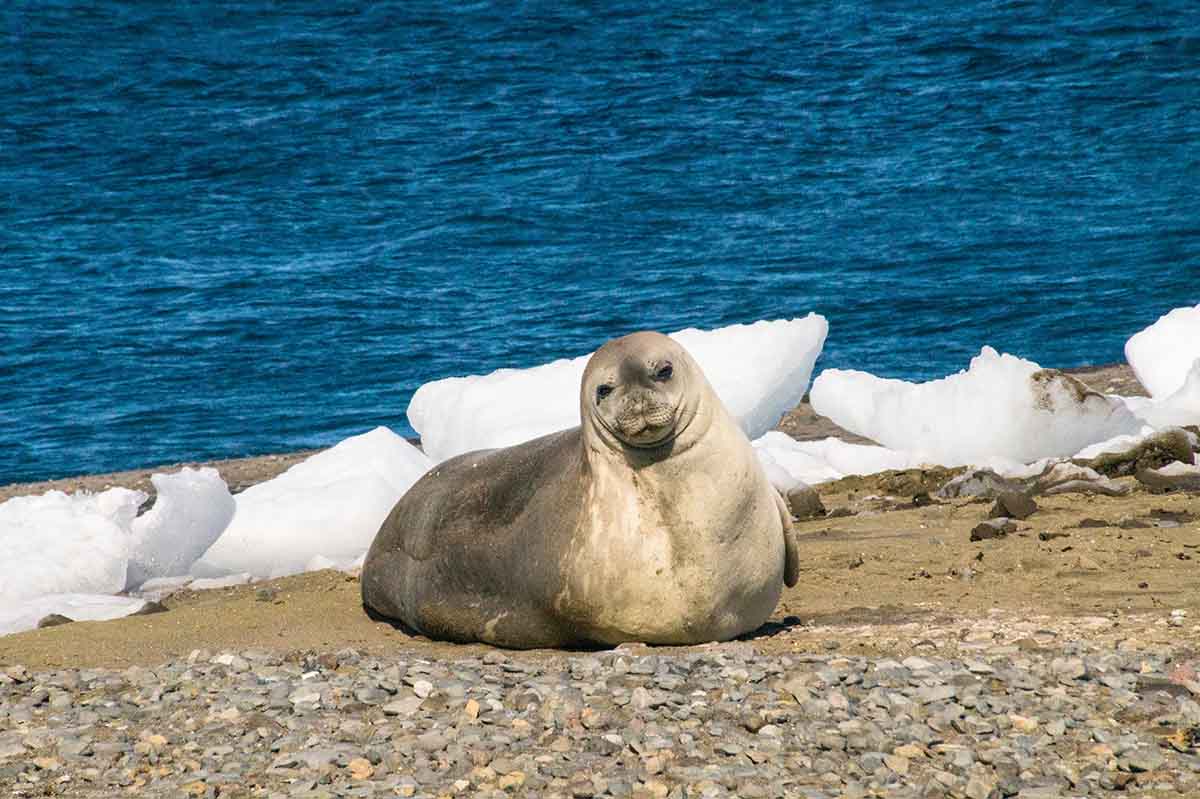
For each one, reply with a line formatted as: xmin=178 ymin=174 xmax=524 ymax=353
xmin=558 ymin=483 xmax=785 ymax=645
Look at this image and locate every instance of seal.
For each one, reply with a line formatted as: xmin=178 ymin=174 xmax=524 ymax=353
xmin=361 ymin=331 xmax=800 ymax=648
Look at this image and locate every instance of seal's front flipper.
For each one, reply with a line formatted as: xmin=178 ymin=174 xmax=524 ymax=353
xmin=774 ymin=490 xmax=801 ymax=588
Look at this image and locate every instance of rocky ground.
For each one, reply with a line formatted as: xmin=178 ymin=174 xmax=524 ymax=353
xmin=2 ymin=626 xmax=1199 ymax=799
xmin=2 ymin=364 xmax=1199 ymax=797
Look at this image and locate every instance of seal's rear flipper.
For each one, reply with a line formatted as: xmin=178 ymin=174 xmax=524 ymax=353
xmin=774 ymin=490 xmax=801 ymax=588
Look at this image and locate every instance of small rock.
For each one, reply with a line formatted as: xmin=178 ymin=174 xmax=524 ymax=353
xmin=1037 ymin=530 xmax=1069 ymax=541
xmin=37 ymin=614 xmax=74 ymax=629
xmin=347 ymin=757 xmax=374 ymax=780
xmin=989 ymin=492 xmax=1037 ymax=520
xmin=1120 ymin=747 xmax=1165 ymax=773
xmin=786 ymin=483 xmax=826 ymax=520
xmin=1137 ymin=461 xmax=1200 ymax=492
xmin=937 ymin=469 xmax=1026 ymax=500
xmin=971 ymin=518 xmax=1016 ymax=541
xmin=383 ymin=697 xmax=424 ymax=716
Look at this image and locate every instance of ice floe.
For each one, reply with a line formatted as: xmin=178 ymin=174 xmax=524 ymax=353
xmin=125 ymin=467 xmax=234 ymax=591
xmin=1125 ymin=303 xmax=1200 ymax=398
xmin=409 ymin=315 xmax=828 ymax=463
xmin=192 ymin=427 xmax=432 ymax=579
xmin=0 ymin=488 xmax=145 ymax=603
xmin=809 ymin=347 xmax=1142 ymax=466
xmin=0 ymin=594 xmax=154 ymax=637
xmin=753 ymin=432 xmax=920 ymax=488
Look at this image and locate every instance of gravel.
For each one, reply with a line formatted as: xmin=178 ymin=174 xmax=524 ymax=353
xmin=3 ymin=638 xmax=1200 ymax=798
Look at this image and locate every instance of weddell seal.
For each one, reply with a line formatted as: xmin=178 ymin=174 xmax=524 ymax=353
xmin=361 ymin=331 xmax=800 ymax=648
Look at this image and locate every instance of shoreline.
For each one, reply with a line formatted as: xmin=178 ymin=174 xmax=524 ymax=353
xmin=0 ymin=363 xmax=1147 ymax=504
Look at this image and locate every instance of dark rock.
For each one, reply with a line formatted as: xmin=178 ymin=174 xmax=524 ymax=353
xmin=989 ymin=492 xmax=1037 ymax=520
xmin=1136 ymin=461 xmax=1200 ymax=493
xmin=1037 ymin=531 xmax=1069 ymax=541
xmin=970 ymin=519 xmax=1017 ymax=542
xmin=1073 ymin=518 xmax=1111 ymax=528
xmin=785 ymin=484 xmax=826 ymax=521
xmin=1088 ymin=428 xmax=1195 ymax=477
xmin=37 ymin=614 xmax=74 ymax=629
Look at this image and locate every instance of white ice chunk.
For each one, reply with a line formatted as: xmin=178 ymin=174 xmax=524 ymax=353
xmin=1124 ymin=304 xmax=1200 ymax=398
xmin=810 ymin=347 xmax=1141 ymax=465
xmin=188 ymin=573 xmax=252 ymax=590
xmin=192 ymin=427 xmax=432 ymax=579
xmin=134 ymin=575 xmax=194 ymax=595
xmin=125 ymin=467 xmax=235 ymax=591
xmin=0 ymin=488 xmax=144 ymax=603
xmin=1119 ymin=360 xmax=1200 ymax=429
xmin=753 ymin=432 xmax=923 ymax=486
xmin=1073 ymin=426 xmax=1161 ymax=460
xmin=409 ymin=316 xmax=828 ymax=463
xmin=0 ymin=594 xmax=150 ymax=637
xmin=671 ymin=317 xmax=828 ymax=443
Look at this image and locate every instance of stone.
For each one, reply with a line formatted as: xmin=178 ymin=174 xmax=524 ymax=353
xmin=970 ymin=518 xmax=1017 ymax=541
xmin=1137 ymin=461 xmax=1200 ymax=492
xmin=37 ymin=613 xmax=74 ymax=628
xmin=937 ymin=469 xmax=1027 ymax=500
xmin=382 ymin=697 xmax=423 ymax=716
xmin=989 ymin=492 xmax=1037 ymax=520
xmin=785 ymin=483 xmax=826 ymax=520
xmin=1120 ymin=747 xmax=1165 ymax=773
xmin=1089 ymin=428 xmax=1195 ymax=477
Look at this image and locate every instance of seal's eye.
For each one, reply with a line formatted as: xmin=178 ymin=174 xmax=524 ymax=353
xmin=596 ymin=384 xmax=614 ymax=403
xmin=654 ymin=362 xmax=673 ymax=382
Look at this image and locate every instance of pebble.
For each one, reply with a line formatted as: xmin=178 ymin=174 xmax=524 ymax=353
xmin=0 ymin=640 xmax=1195 ymax=797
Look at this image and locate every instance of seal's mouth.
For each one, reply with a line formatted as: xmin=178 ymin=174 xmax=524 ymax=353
xmin=603 ymin=397 xmax=680 ymax=449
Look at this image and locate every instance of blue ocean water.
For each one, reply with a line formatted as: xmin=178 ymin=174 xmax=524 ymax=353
xmin=2 ymin=2 xmax=1198 ymax=485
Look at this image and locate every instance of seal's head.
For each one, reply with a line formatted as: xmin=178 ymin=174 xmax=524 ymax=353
xmin=581 ymin=331 xmax=704 ymax=454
